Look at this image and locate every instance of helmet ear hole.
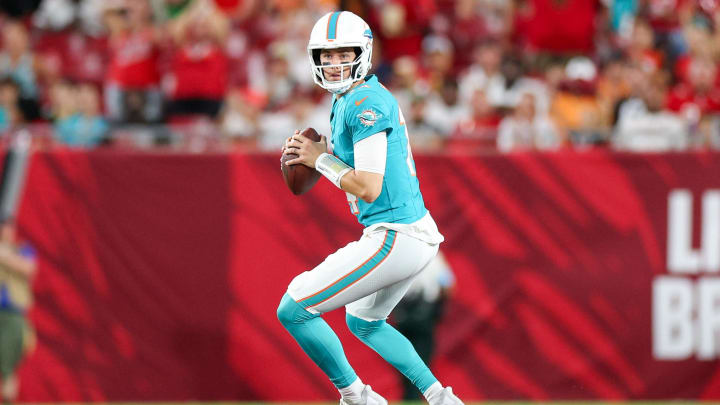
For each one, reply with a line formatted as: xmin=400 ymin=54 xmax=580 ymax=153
xmin=312 ymin=49 xmax=322 ymax=65
xmin=350 ymin=47 xmax=363 ymax=77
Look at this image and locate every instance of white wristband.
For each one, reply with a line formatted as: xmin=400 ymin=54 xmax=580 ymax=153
xmin=315 ymin=153 xmax=352 ymax=188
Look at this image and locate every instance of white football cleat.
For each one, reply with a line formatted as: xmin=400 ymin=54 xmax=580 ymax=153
xmin=339 ymin=384 xmax=388 ymax=405
xmin=430 ymin=386 xmax=465 ymax=405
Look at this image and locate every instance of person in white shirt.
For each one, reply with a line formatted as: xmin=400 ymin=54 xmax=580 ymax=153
xmin=497 ymin=92 xmax=561 ymax=152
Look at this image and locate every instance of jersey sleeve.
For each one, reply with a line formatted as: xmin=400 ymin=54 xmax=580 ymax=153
xmin=345 ymin=91 xmax=393 ymax=144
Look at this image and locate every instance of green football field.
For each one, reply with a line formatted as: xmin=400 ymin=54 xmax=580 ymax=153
xmin=60 ymin=401 xmax=708 ymax=405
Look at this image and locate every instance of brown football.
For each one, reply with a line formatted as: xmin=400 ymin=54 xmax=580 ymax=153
xmin=281 ymin=127 xmax=323 ymax=195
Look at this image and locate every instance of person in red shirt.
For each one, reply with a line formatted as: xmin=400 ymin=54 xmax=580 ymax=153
xmin=447 ymin=88 xmax=501 ymax=152
xmin=673 ymin=23 xmax=718 ymax=85
xmin=514 ymin=0 xmax=600 ymax=54
xmin=165 ymin=3 xmax=229 ymax=119
xmin=103 ymin=0 xmax=163 ymax=124
xmin=667 ymin=56 xmax=720 ymax=123
xmin=370 ymin=0 xmax=436 ymax=62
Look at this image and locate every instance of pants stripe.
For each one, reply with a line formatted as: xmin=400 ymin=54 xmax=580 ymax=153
xmin=298 ymin=230 xmax=397 ymax=308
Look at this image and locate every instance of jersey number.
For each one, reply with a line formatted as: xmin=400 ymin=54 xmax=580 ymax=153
xmin=398 ymin=108 xmax=417 ymax=176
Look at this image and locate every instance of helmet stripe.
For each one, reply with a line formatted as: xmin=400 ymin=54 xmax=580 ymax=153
xmin=326 ymin=11 xmax=341 ymax=40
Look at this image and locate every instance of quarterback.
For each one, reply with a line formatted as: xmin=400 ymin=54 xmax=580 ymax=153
xmin=278 ymin=11 xmax=464 ymax=405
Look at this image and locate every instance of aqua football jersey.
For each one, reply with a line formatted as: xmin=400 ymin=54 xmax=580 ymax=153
xmin=329 ymin=75 xmax=428 ymax=227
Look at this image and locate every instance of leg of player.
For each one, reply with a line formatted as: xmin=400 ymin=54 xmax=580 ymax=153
xmin=345 ymin=260 xmax=465 ymax=405
xmin=276 ymin=232 xmax=394 ymax=404
xmin=347 ymin=314 xmax=463 ymax=405
xmin=278 ymin=230 xmax=432 ymax=404
xmin=277 ymin=295 xmax=388 ymax=405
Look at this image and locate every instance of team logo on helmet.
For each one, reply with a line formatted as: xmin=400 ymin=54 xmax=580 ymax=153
xmin=357 ymin=109 xmax=381 ymax=127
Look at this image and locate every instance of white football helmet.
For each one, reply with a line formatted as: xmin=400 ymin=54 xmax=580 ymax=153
xmin=308 ymin=11 xmax=373 ymax=95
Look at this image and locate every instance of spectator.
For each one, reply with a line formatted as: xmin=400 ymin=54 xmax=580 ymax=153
xmin=0 ymin=21 xmax=41 ymax=121
xmin=0 ymin=218 xmax=37 ymax=403
xmin=424 ymin=78 xmax=470 ymax=137
xmin=54 ymin=83 xmax=109 ymax=147
xmin=596 ymin=56 xmax=632 ymax=129
xmin=448 ymin=89 xmax=501 ymax=152
xmin=220 ymin=87 xmax=264 ymax=149
xmin=372 ymin=0 xmax=435 ymax=62
xmin=0 ymin=79 xmax=21 ymax=133
xmin=514 ymin=0 xmax=600 ymax=54
xmin=459 ymin=40 xmax=505 ymax=106
xmin=667 ymin=56 xmax=720 ymax=126
xmin=421 ymin=35 xmax=457 ymax=93
xmin=447 ymin=0 xmax=489 ymax=68
xmin=541 ymin=57 xmax=567 ymax=99
xmin=497 ymin=92 xmax=561 ymax=152
xmin=103 ymin=0 xmax=163 ymax=124
xmin=406 ymin=95 xmax=444 ymax=152
xmin=625 ymin=18 xmax=663 ymax=74
xmin=256 ymin=42 xmax=299 ymax=111
xmin=674 ymin=23 xmax=717 ymax=84
xmin=614 ymin=72 xmax=688 ymax=151
xmin=550 ymin=57 xmax=605 ymax=144
xmin=165 ymin=0 xmax=230 ymax=119
xmin=389 ymin=56 xmax=426 ymax=118
xmin=257 ymin=92 xmax=329 ymax=151
xmin=46 ymin=79 xmax=75 ymax=122
xmin=449 ymin=0 xmax=513 ymax=68
xmin=463 ymin=48 xmax=551 ymax=114
xmin=494 ymin=54 xmax=551 ymax=114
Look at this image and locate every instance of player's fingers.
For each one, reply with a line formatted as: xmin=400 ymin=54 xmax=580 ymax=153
xmin=285 ymin=156 xmax=303 ymax=166
xmin=283 ymin=145 xmax=299 ymax=154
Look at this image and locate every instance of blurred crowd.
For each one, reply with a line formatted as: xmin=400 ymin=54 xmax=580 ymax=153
xmin=0 ymin=0 xmax=719 ymax=152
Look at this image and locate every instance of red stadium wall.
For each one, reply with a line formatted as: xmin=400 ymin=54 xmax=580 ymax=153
xmin=14 ymin=150 xmax=720 ymax=401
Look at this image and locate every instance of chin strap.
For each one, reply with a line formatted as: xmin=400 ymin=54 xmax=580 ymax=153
xmin=315 ymin=153 xmax=352 ymax=188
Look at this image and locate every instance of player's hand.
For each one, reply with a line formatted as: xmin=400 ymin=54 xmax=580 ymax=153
xmin=284 ymin=131 xmax=327 ymax=168
xmin=280 ymin=130 xmax=300 ymax=157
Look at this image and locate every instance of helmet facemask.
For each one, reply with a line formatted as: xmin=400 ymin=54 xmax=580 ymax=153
xmin=309 ymin=46 xmax=371 ymax=95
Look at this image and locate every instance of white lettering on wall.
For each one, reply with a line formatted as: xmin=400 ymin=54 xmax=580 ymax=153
xmin=653 ymin=277 xmax=694 ymax=360
xmin=667 ymin=190 xmax=720 ymax=274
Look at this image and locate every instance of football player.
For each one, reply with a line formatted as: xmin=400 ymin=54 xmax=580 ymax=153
xmin=278 ymin=11 xmax=464 ymax=405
